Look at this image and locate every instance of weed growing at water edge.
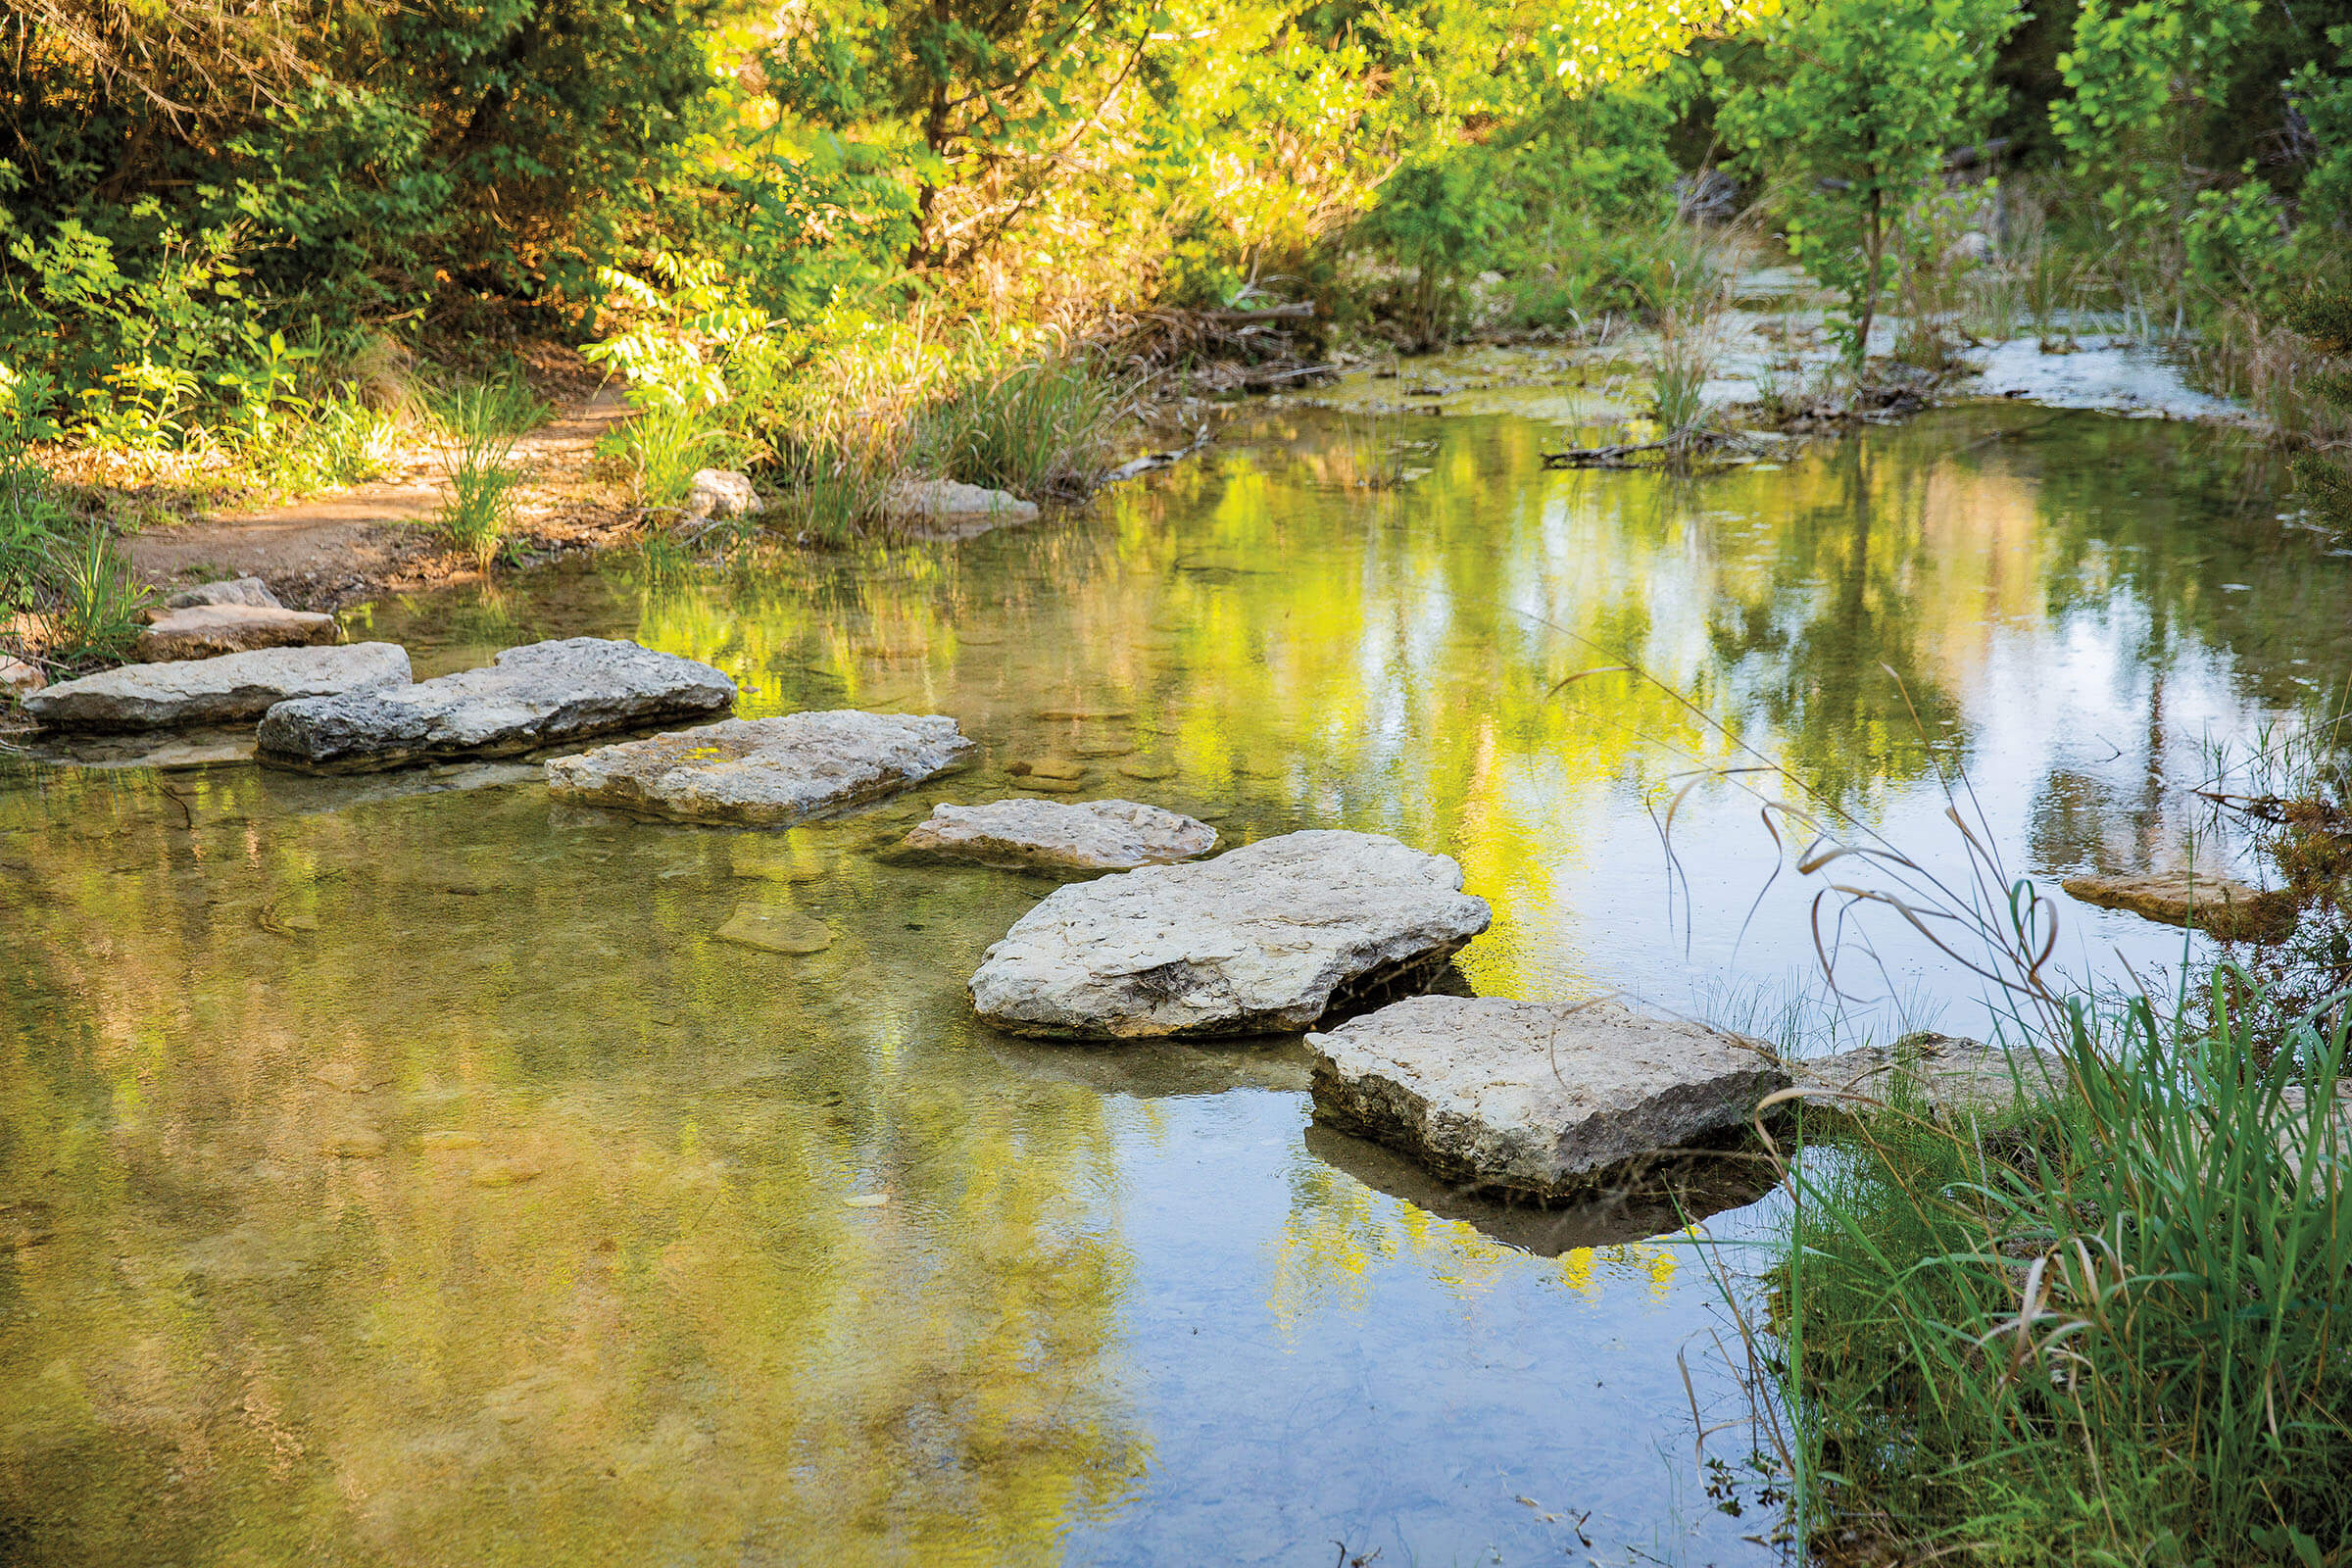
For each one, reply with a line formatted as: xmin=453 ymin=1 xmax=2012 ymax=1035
xmin=433 ymin=382 xmax=539 ymax=569
xmin=45 ymin=529 xmax=149 ymax=662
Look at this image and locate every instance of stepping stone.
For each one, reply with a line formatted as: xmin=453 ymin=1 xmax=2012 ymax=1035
xmin=164 ymin=576 xmax=280 ymax=610
xmin=885 ymin=478 xmax=1039 ymax=523
xmin=713 ymin=903 xmax=834 ymax=954
xmin=258 ymin=637 xmax=735 ymax=773
xmin=24 ymin=643 xmax=411 ymax=732
xmin=968 ymin=829 xmax=1491 ymax=1039
xmin=2062 ymin=870 xmax=2297 ymax=943
xmin=1305 ymin=996 xmax=1789 ymax=1200
xmin=901 ymin=798 xmax=1216 ymax=872
xmin=1789 ymin=1032 xmax=2064 ymax=1119
xmin=138 ymin=604 xmax=337 ymax=661
xmin=545 ymin=710 xmax=973 ymax=825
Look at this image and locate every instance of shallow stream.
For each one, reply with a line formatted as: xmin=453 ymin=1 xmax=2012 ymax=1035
xmin=2 ymin=404 xmax=2338 ymax=1565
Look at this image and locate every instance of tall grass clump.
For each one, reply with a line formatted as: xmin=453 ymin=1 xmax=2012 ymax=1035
xmin=44 ymin=527 xmax=150 ymax=662
xmin=907 ymin=350 xmax=1129 ymax=499
xmin=1604 ymin=647 xmax=2352 ymax=1565
xmin=432 ymin=381 xmax=539 ymax=568
xmin=1778 ymin=978 xmax=2352 ymax=1565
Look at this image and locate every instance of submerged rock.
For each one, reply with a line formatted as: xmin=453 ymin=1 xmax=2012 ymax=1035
xmin=684 ymin=469 xmax=763 ymax=521
xmin=968 ymin=829 xmax=1491 ymax=1039
xmin=138 ymin=603 xmax=338 ymax=661
xmin=258 ymin=637 xmax=735 ymax=772
xmin=2062 ymin=870 xmax=2298 ymax=943
xmin=25 ymin=643 xmax=411 ymax=732
xmin=902 ymin=798 xmax=1216 ymax=872
xmin=164 ymin=576 xmax=281 ymax=611
xmin=546 ymin=710 xmax=972 ymax=825
xmin=885 ymin=478 xmax=1040 ymax=523
xmin=1306 ymin=996 xmax=1788 ymax=1200
xmin=714 ymin=903 xmax=834 ymax=954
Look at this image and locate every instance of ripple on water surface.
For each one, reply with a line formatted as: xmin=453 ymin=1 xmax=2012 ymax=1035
xmin=1 ymin=404 xmax=2335 ymax=1564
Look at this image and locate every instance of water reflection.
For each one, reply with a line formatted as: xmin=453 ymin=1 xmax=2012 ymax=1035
xmin=1 ymin=403 xmax=2330 ymax=1564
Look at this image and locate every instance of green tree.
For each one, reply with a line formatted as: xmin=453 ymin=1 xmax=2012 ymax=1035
xmin=1719 ymin=0 xmax=2023 ymax=362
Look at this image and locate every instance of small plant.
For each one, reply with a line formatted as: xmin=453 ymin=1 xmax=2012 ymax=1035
xmin=625 ymin=402 xmax=721 ymax=511
xmin=46 ymin=529 xmax=150 ymax=662
xmin=433 ymin=382 xmax=535 ymax=569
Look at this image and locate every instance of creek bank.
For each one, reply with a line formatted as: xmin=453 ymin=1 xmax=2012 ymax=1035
xmin=546 ymin=711 xmax=974 ymax=825
xmin=25 ymin=643 xmax=412 ymax=732
xmin=899 ymin=798 xmax=1216 ymax=872
xmin=1306 ymin=996 xmax=1789 ymax=1200
xmin=257 ymin=637 xmax=734 ymax=772
xmin=967 ymin=829 xmax=1491 ymax=1039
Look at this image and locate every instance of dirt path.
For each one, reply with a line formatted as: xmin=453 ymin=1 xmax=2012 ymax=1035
xmin=124 ymin=389 xmax=642 ymax=611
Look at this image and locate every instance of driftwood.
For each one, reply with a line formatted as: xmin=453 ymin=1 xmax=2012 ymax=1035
xmin=1540 ymin=428 xmax=1755 ymax=469
xmin=1103 ymin=424 xmax=1216 ymax=485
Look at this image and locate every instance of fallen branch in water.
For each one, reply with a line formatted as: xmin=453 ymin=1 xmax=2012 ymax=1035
xmin=1541 ymin=427 xmax=1754 ymax=469
xmin=1103 ymin=423 xmax=1217 ymax=486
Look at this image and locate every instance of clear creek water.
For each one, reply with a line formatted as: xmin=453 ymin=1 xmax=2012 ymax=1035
xmin=0 ymin=404 xmax=2337 ymax=1565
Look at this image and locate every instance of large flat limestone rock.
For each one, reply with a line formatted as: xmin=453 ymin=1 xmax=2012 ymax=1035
xmin=138 ymin=603 xmax=337 ymax=661
xmin=545 ymin=711 xmax=972 ymax=825
xmin=25 ymin=643 xmax=411 ymax=732
xmin=902 ymin=798 xmax=1215 ymax=872
xmin=2063 ymin=870 xmax=2297 ymax=943
xmin=968 ymin=830 xmax=1492 ymax=1040
xmin=1306 ymin=996 xmax=1789 ymax=1200
xmin=257 ymin=638 xmax=735 ymax=772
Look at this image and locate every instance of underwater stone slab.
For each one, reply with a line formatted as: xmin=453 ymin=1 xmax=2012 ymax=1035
xmin=968 ymin=829 xmax=1491 ymax=1040
xmin=24 ymin=643 xmax=411 ymax=732
xmin=257 ymin=637 xmax=735 ymax=772
xmin=713 ymin=902 xmax=834 ymax=955
xmin=1306 ymin=996 xmax=1789 ymax=1200
xmin=902 ymin=798 xmax=1216 ymax=872
xmin=137 ymin=603 xmax=336 ymax=661
xmin=164 ymin=576 xmax=281 ymax=610
xmin=545 ymin=710 xmax=973 ymax=825
xmin=2062 ymin=870 xmax=2298 ymax=943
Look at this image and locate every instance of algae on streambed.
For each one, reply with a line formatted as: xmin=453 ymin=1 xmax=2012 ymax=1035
xmin=0 ymin=403 xmax=2338 ymax=1564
